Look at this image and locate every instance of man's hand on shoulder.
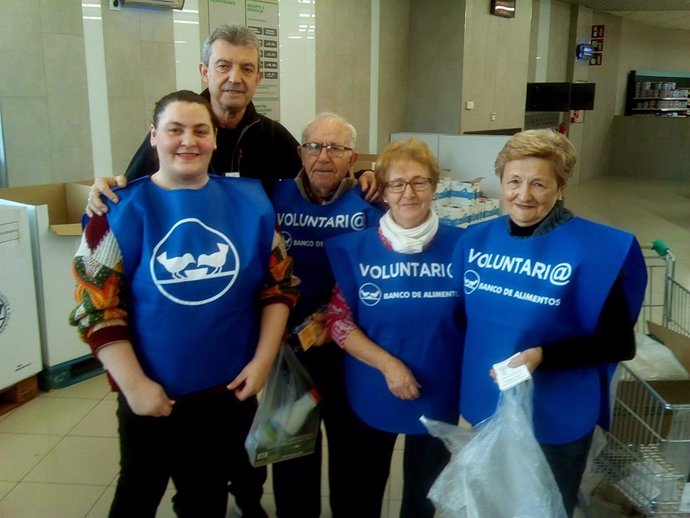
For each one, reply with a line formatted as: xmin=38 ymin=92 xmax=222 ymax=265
xmin=86 ymin=175 xmax=128 ymax=217
xmin=357 ymin=170 xmax=379 ymax=202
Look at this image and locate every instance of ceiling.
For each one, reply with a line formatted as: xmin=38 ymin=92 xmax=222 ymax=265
xmin=560 ymin=0 xmax=690 ymax=31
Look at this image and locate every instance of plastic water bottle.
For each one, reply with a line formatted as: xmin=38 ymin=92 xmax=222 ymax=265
xmin=253 ymin=387 xmax=320 ymax=447
xmin=283 ymin=387 xmax=320 ymax=434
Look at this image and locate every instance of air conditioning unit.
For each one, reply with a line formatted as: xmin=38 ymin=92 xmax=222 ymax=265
xmin=118 ymin=0 xmax=185 ymax=9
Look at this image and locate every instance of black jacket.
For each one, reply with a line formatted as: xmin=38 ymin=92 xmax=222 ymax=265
xmin=125 ymin=92 xmax=302 ymax=196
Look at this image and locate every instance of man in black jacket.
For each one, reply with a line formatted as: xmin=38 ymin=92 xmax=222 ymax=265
xmin=88 ymin=25 xmax=303 ymax=216
xmin=88 ymin=25 xmax=374 ymax=216
xmin=122 ymin=24 xmax=301 ymax=196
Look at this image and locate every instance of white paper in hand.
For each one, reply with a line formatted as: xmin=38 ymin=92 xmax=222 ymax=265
xmin=493 ymin=353 xmax=532 ymax=391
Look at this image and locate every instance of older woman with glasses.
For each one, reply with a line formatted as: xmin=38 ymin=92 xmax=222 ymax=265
xmin=324 ymin=138 xmax=464 ymax=518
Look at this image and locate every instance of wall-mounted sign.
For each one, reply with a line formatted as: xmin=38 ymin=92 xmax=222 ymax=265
xmin=490 ymin=0 xmax=516 ymax=18
xmin=589 ymin=25 xmax=605 ymax=66
xmin=247 ymin=0 xmax=280 ymax=119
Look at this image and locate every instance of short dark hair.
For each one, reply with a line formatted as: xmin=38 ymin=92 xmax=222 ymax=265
xmin=201 ymin=24 xmax=261 ymax=70
xmin=152 ymin=90 xmax=217 ymax=128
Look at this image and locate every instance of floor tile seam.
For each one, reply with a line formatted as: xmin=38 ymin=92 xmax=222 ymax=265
xmin=3 ymin=479 xmax=113 ymax=488
xmin=65 ymin=432 xmax=118 ymax=438
xmin=0 ymin=430 xmax=66 ymax=485
xmin=0 ymin=480 xmax=19 ymax=501
xmin=0 ymin=431 xmax=63 ymax=437
xmin=15 ymin=433 xmax=74 ymax=484
xmin=37 ymin=394 xmax=104 ymax=402
xmin=63 ymin=399 xmax=102 ymax=437
xmin=83 ymin=484 xmax=112 ymax=518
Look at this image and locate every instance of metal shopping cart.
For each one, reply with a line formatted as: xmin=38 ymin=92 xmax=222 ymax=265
xmin=593 ymin=240 xmax=690 ymax=517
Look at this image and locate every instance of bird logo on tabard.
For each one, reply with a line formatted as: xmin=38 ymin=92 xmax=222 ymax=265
xmin=150 ymin=218 xmax=239 ymax=306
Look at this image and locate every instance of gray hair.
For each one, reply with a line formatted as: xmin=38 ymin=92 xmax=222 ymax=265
xmin=302 ymin=112 xmax=357 ymax=148
xmin=201 ymin=24 xmax=261 ymax=69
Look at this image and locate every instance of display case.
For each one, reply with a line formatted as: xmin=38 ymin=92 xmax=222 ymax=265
xmin=626 ymin=70 xmax=690 ymax=117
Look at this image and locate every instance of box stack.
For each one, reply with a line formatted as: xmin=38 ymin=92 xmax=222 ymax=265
xmin=0 ymin=182 xmax=103 ymax=390
xmin=434 ymin=176 xmax=500 ymax=228
xmin=0 ymin=205 xmax=42 ymax=394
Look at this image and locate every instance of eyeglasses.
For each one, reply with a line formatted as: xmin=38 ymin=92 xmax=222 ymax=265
xmin=385 ymin=178 xmax=434 ymax=193
xmin=301 ymin=142 xmax=353 ymax=158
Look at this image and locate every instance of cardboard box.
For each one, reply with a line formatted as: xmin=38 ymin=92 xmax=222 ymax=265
xmin=0 ymin=205 xmax=42 ymax=390
xmin=353 ymin=153 xmax=378 ymax=173
xmin=0 ymin=183 xmax=90 ymax=369
xmin=647 ymin=321 xmax=690 ymax=373
xmin=589 ymin=482 xmax=646 ymax=518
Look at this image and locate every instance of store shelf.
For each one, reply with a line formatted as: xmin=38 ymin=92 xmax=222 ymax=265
xmin=625 ymin=70 xmax=690 ymax=116
xmin=632 ymin=108 xmax=687 ymax=112
xmin=634 ymin=97 xmax=689 ymax=101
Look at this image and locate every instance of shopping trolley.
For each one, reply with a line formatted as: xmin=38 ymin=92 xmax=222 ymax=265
xmin=594 ymin=240 xmax=690 ymax=517
xmin=637 ymin=240 xmax=690 ymax=337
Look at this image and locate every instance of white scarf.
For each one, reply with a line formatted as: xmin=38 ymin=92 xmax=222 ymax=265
xmin=379 ymin=210 xmax=439 ymax=253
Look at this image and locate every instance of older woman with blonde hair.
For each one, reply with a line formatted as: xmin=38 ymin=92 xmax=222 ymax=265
xmin=454 ymin=129 xmax=647 ymax=517
xmin=324 ymin=138 xmax=464 ymax=518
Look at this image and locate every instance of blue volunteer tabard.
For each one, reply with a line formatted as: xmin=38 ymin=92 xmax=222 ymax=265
xmin=272 ymin=179 xmax=382 ymax=327
xmin=326 ymin=224 xmax=464 ymax=434
xmin=105 ymin=176 xmax=275 ymax=397
xmin=456 ymin=215 xmax=646 ymax=444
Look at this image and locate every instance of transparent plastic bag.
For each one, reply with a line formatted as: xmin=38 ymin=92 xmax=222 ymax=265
xmin=422 ymin=380 xmax=567 ymax=518
xmin=244 ymin=344 xmax=321 ymax=467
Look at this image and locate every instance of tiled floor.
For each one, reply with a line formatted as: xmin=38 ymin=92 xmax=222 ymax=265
xmin=0 ymin=372 xmax=404 ymax=518
xmin=1 ymin=174 xmax=688 ymax=517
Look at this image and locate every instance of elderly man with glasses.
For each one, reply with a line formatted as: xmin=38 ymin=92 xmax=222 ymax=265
xmin=269 ymin=112 xmax=382 ymax=518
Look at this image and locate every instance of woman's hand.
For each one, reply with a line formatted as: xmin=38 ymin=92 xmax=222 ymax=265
xmin=227 ymin=356 xmax=273 ymax=401
xmin=490 ymin=347 xmax=544 ymax=382
xmin=122 ymin=378 xmax=175 ymax=417
xmin=310 ymin=311 xmax=331 ymax=347
xmin=96 ymin=340 xmax=174 ymax=417
xmin=382 ymin=357 xmax=421 ymax=400
xmin=86 ymin=175 xmax=128 ymax=217
xmin=509 ymin=347 xmax=544 ymax=373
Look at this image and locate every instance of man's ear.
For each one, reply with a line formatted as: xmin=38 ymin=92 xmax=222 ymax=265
xmin=349 ymin=150 xmax=359 ymax=169
xmin=199 ymin=63 xmax=209 ymax=83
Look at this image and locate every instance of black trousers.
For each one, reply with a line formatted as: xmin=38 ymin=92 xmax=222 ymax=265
xmin=108 ymin=390 xmax=261 ymax=518
xmin=272 ymin=343 xmax=368 ymax=518
xmin=272 ymin=343 xmax=450 ymax=518
xmin=343 ymin=425 xmax=450 ymax=518
xmin=540 ymin=430 xmax=594 ymax=518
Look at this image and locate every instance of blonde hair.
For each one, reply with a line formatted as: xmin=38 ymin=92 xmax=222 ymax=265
xmin=375 ymin=138 xmax=440 ymax=197
xmin=495 ymin=129 xmax=576 ymax=188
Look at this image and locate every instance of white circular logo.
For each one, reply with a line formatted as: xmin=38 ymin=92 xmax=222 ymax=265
xmin=359 ymin=283 xmax=382 ymax=306
xmin=150 ymin=218 xmax=240 ymax=306
xmin=463 ymin=270 xmax=480 ymax=295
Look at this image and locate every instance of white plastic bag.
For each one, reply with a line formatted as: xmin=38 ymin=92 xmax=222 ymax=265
xmin=422 ymin=380 xmax=567 ymax=518
xmin=244 ymin=344 xmax=321 ymax=467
